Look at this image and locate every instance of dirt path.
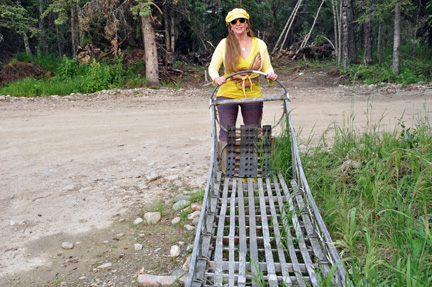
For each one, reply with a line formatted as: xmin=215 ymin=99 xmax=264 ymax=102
xmin=1 ymin=71 xmax=431 ymax=286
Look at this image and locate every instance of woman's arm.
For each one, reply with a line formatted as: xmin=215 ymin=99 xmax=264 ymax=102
xmin=208 ymin=39 xmax=226 ymax=82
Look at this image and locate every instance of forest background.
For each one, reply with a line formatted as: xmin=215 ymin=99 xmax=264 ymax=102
xmin=0 ymin=0 xmax=432 ymax=95
xmin=1 ymin=1 xmax=432 ymax=286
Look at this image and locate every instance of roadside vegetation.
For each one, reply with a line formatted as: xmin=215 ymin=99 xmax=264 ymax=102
xmin=1 ymin=41 xmax=431 ymax=97
xmin=0 ymin=51 xmax=148 ymax=97
xmin=274 ymin=111 xmax=432 ymax=286
xmin=342 ymin=43 xmax=432 ymax=86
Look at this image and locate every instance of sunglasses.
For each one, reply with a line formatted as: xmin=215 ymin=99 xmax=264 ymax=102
xmin=230 ymin=18 xmax=247 ymax=26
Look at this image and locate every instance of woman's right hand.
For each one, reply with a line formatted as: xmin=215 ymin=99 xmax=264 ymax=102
xmin=214 ymin=76 xmax=227 ymax=86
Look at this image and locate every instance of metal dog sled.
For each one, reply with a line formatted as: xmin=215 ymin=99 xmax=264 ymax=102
xmin=185 ymin=71 xmax=349 ymax=286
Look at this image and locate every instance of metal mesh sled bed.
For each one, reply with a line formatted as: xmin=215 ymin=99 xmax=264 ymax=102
xmin=185 ymin=71 xmax=349 ymax=287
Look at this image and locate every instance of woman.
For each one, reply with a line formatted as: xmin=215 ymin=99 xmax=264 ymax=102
xmin=208 ymin=8 xmax=278 ymax=142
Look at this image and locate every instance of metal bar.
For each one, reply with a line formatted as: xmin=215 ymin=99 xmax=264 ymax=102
xmin=265 ymin=177 xmax=292 ymax=285
xmin=257 ymin=178 xmax=278 ymax=286
xmin=203 ymin=274 xmax=309 ymax=285
xmin=203 ymin=260 xmax=308 ymax=273
xmin=186 ymin=103 xmax=218 ymax=286
xmin=214 ymin=95 xmax=288 ymax=106
xmin=193 ymin=172 xmax=222 ymax=286
xmin=291 ymin=180 xmax=331 ymax=279
xmin=204 ymin=273 xmax=308 ymax=286
xmin=214 ymin=178 xmax=231 ymax=286
xmin=247 ymin=178 xmax=259 ymax=287
xmin=273 ymin=174 xmax=307 ymax=287
xmin=278 ymin=173 xmax=318 ymax=286
xmin=229 ymin=179 xmax=237 ymax=286
xmin=237 ymin=178 xmax=247 ymax=285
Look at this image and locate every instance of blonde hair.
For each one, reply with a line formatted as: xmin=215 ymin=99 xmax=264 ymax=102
xmin=224 ymin=24 xmax=255 ymax=74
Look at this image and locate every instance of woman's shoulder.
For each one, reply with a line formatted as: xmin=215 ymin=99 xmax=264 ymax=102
xmin=215 ymin=38 xmax=227 ymax=48
xmin=253 ymin=38 xmax=269 ymax=50
xmin=219 ymin=38 xmax=227 ymax=44
xmin=253 ymin=37 xmax=266 ymax=45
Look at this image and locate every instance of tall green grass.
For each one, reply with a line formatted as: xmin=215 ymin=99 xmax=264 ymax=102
xmin=0 ymin=54 xmax=147 ymax=96
xmin=278 ymin=112 xmax=432 ymax=286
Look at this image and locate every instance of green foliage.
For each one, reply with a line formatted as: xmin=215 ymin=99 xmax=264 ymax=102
xmin=131 ymin=0 xmax=153 ymax=18
xmin=342 ymin=60 xmax=431 ymax=86
xmin=0 ymin=54 xmax=144 ymax=96
xmin=13 ymin=52 xmax=32 ymax=63
xmin=189 ymin=190 xmax=205 ymax=203
xmin=343 ymin=42 xmax=432 ymax=86
xmin=41 ymin=0 xmax=71 ymax=25
xmin=57 ymin=55 xmax=78 ymax=79
xmin=293 ymin=113 xmax=432 ymax=286
xmin=0 ymin=3 xmax=38 ymax=36
xmin=271 ymin=119 xmax=293 ymax=179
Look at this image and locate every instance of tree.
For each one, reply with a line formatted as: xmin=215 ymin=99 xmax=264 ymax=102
xmin=272 ymin=0 xmax=303 ymax=54
xmin=341 ymin=0 xmax=350 ymax=68
xmin=132 ymin=0 xmax=160 ymax=86
xmin=42 ymin=0 xmax=77 ymax=56
xmin=0 ymin=0 xmax=38 ymax=55
xmin=37 ymin=0 xmax=46 ymax=56
xmin=331 ymin=0 xmax=341 ymax=64
xmin=393 ymin=2 xmax=401 ymax=75
xmin=363 ymin=5 xmax=373 ymax=65
xmin=346 ymin=0 xmax=357 ymax=62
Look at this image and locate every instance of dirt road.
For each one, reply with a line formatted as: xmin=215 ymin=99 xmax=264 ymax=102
xmin=1 ymin=71 xmax=431 ymax=286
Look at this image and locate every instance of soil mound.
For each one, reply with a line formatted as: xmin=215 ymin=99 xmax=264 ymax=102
xmin=0 ymin=62 xmax=46 ymax=86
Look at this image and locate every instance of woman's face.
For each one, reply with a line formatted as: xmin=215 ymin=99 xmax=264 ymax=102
xmin=229 ymin=18 xmax=248 ymax=36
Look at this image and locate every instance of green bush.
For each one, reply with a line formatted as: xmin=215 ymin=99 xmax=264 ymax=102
xmin=57 ymin=56 xmax=78 ymax=80
xmin=0 ymin=53 xmax=144 ymax=96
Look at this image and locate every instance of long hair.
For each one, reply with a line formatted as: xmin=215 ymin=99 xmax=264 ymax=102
xmin=224 ymin=23 xmax=255 ymax=74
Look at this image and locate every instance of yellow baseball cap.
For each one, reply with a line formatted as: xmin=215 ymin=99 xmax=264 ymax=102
xmin=225 ymin=8 xmax=250 ymax=24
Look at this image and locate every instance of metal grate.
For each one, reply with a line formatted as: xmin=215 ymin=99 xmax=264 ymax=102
xmin=225 ymin=125 xmax=272 ymax=179
xmin=197 ymin=175 xmax=330 ymax=287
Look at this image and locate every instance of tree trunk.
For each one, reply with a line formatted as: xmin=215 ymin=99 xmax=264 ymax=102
xmin=170 ymin=10 xmax=175 ymax=53
xmin=346 ymin=0 xmax=357 ymax=62
xmin=331 ymin=0 xmax=340 ymax=63
xmin=341 ymin=0 xmax=350 ymax=69
xmin=38 ymin=0 xmax=46 ymax=56
xmin=429 ymin=23 xmax=432 ymax=56
xmin=71 ymin=1 xmax=76 ymax=57
xmin=377 ymin=18 xmax=382 ymax=64
xmin=293 ymin=0 xmax=325 ymax=60
xmin=163 ymin=5 xmax=171 ymax=65
xmin=363 ymin=8 xmax=372 ymax=65
xmin=163 ymin=8 xmax=170 ymax=52
xmin=141 ymin=15 xmax=160 ymax=86
xmin=302 ymin=0 xmax=325 ymax=48
xmin=23 ymin=33 xmax=32 ymax=55
xmin=15 ymin=0 xmax=32 ymax=55
xmin=412 ymin=0 xmax=421 ymax=56
xmin=54 ymin=24 xmax=62 ymax=58
xmin=275 ymin=0 xmax=302 ymax=53
xmin=392 ymin=3 xmax=401 ymax=75
xmin=76 ymin=1 xmax=81 ymax=48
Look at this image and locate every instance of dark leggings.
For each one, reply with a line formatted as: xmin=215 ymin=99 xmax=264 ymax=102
xmin=217 ymin=96 xmax=263 ymax=141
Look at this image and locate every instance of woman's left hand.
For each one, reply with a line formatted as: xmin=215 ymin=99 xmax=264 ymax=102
xmin=267 ymin=72 xmax=278 ymax=81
